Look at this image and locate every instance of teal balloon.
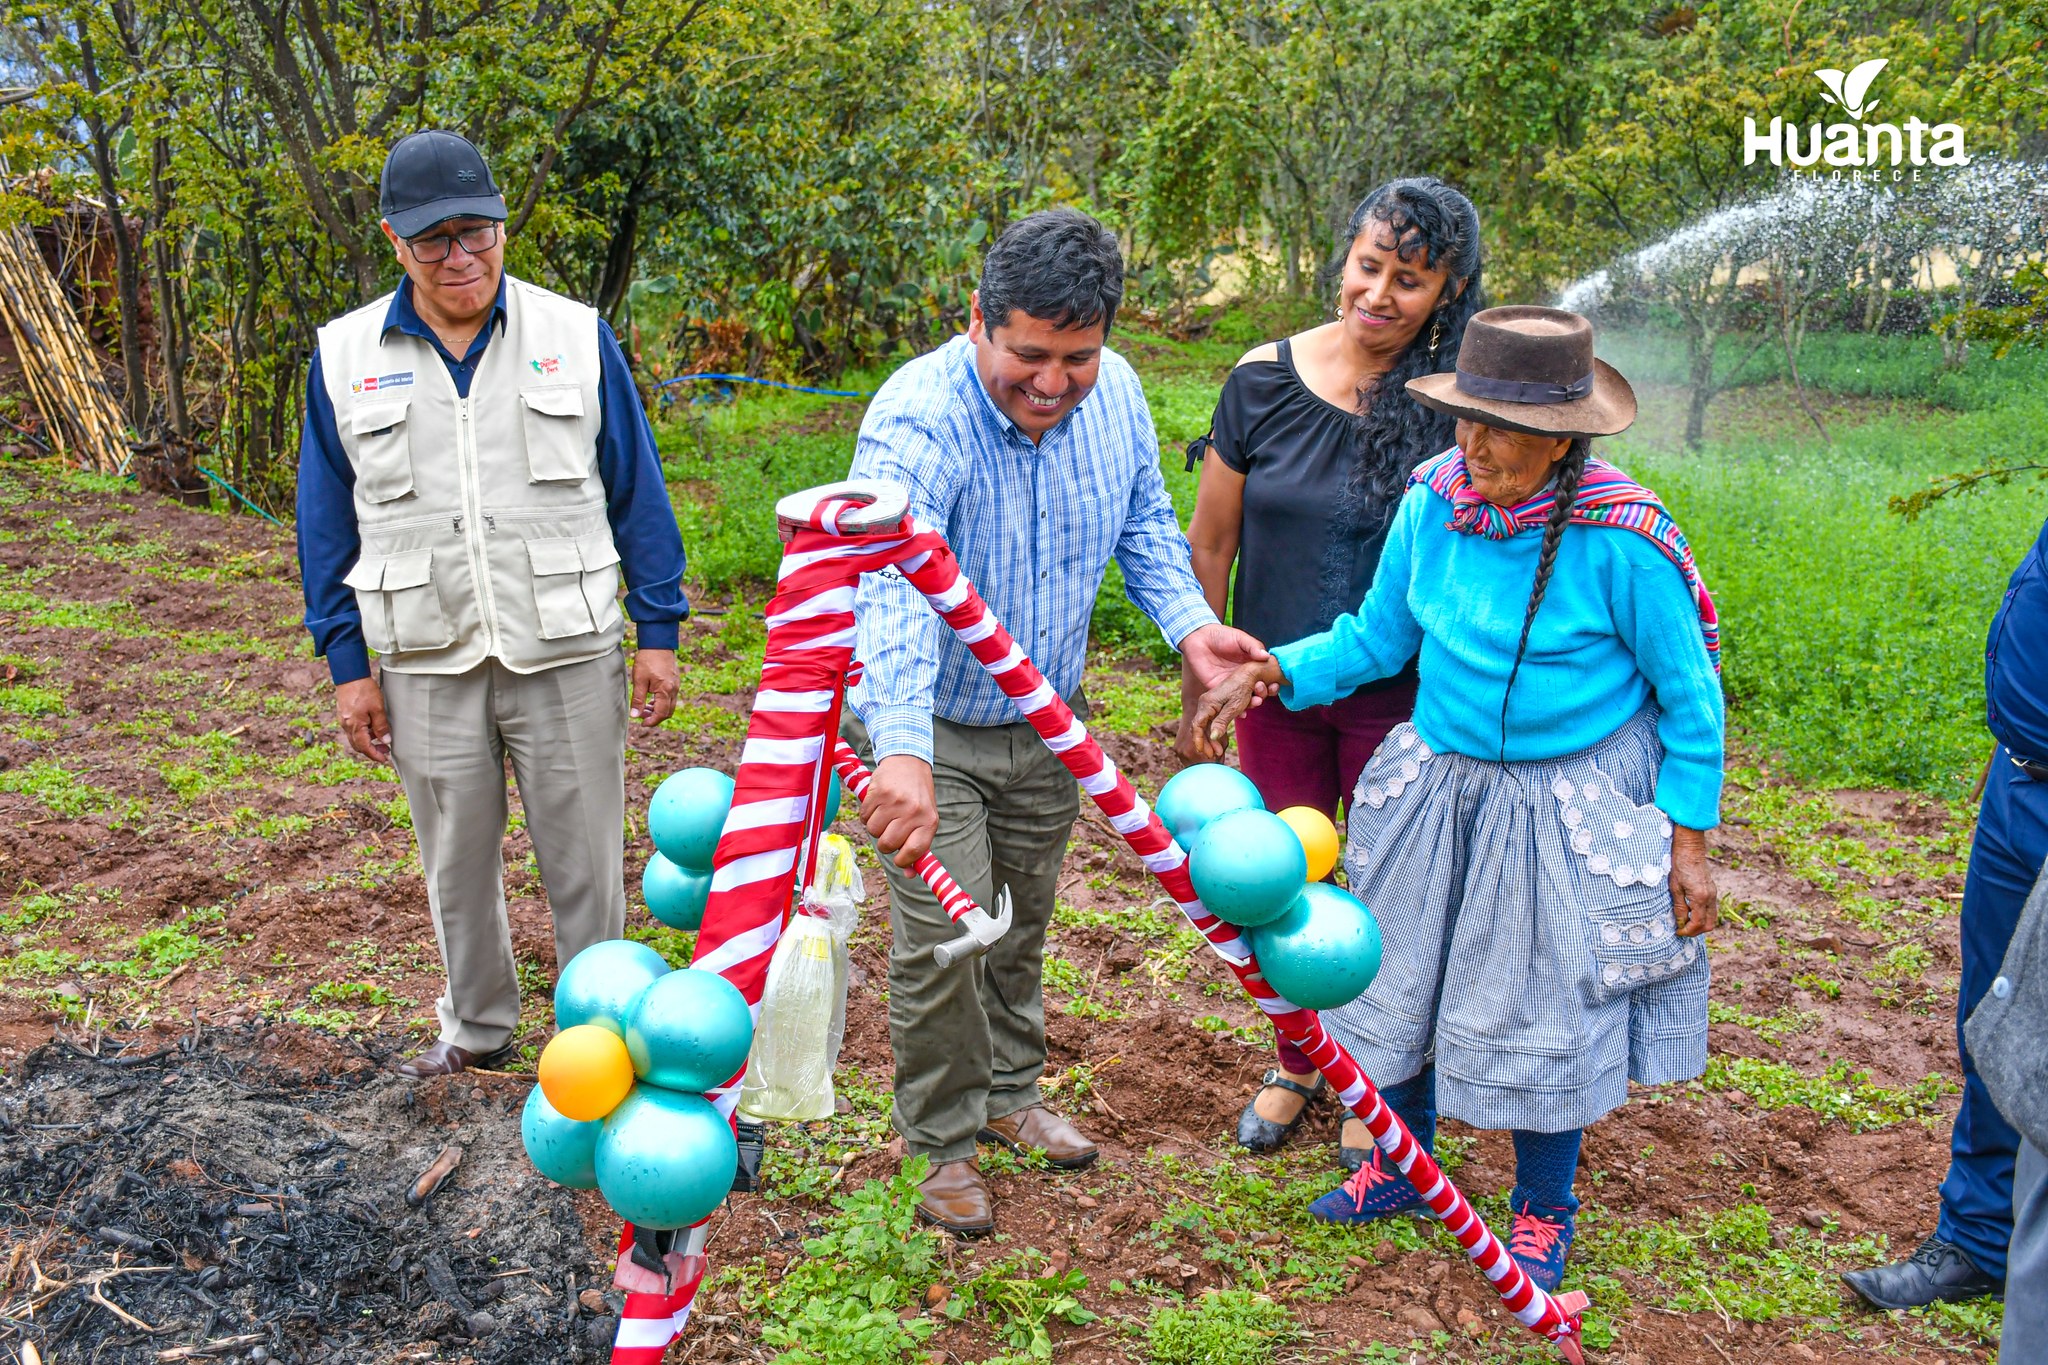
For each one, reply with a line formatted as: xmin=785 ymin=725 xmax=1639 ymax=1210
xmin=521 ymin=1085 xmax=602 ymax=1189
xmin=1189 ymin=808 xmax=1308 ymax=927
xmin=823 ymin=770 xmax=843 ymax=826
xmin=555 ymin=939 xmax=671 ymax=1037
xmin=648 ymin=767 xmax=734 ymax=870
xmin=642 ymin=853 xmax=712 ymax=931
xmin=622 ymin=967 xmax=754 ymax=1092
xmin=595 ymin=1086 xmax=738 ymax=1229
xmin=1154 ymin=764 xmax=1263 ymax=848
xmin=1249 ymin=882 xmax=1383 ymax=1011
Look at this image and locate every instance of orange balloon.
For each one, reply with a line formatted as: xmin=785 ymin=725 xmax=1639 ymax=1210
xmin=538 ymin=1024 xmax=635 ymax=1122
xmin=1276 ymin=805 xmax=1340 ymax=882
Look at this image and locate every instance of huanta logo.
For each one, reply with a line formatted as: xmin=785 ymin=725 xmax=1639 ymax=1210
xmin=1744 ymin=58 xmax=1969 ymax=172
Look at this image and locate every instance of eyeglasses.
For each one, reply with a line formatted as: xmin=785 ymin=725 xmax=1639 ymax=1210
xmin=405 ymin=223 xmax=500 ymax=263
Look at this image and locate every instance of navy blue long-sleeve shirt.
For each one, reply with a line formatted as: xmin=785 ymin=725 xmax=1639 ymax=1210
xmin=1987 ymin=514 xmax=2048 ymax=763
xmin=296 ymin=276 xmax=687 ymax=684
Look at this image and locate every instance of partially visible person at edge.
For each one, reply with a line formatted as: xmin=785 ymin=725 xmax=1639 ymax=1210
xmin=1843 ymin=509 xmax=2048 ymax=1312
xmin=1179 ymin=177 xmax=1483 ymax=1170
xmin=1188 ymin=306 xmax=1724 ymax=1293
xmin=842 ymin=209 xmax=1271 ymax=1237
xmin=1961 ymin=853 xmax=2048 ymax=1364
xmin=295 ymin=131 xmax=688 ymax=1080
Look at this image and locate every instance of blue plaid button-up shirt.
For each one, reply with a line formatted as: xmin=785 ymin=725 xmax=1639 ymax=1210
xmin=846 ymin=333 xmax=1216 ymax=764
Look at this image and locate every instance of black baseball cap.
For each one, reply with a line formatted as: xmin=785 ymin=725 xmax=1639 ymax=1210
xmin=379 ymin=131 xmax=507 ymax=238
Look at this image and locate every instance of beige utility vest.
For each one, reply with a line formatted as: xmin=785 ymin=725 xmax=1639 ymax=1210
xmin=316 ymin=274 xmax=625 ymax=675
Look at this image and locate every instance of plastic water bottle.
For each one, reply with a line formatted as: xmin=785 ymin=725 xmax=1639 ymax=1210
xmin=739 ymin=836 xmax=859 ymax=1121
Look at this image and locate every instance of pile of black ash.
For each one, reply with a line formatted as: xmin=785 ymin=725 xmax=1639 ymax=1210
xmin=0 ymin=1028 xmax=620 ymax=1363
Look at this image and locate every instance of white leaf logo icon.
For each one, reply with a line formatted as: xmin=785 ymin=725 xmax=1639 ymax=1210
xmin=1814 ymin=58 xmax=1889 ymax=118
xmin=1841 ymin=58 xmax=1887 ymax=117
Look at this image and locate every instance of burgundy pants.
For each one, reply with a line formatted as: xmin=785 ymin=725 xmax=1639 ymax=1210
xmin=1234 ymin=678 xmax=1418 ymax=1075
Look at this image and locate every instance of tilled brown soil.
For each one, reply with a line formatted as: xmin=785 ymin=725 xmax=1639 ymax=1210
xmin=0 ymin=464 xmax=1997 ymax=1363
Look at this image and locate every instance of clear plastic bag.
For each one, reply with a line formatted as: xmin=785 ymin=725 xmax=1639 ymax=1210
xmin=739 ymin=834 xmax=862 ymax=1121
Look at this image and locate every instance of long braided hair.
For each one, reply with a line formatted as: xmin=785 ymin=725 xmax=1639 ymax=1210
xmin=1497 ymin=436 xmax=1592 ymax=759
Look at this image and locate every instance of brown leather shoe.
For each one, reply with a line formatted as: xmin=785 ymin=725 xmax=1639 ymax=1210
xmin=978 ymin=1105 xmax=1099 ymax=1170
xmin=393 ymin=1040 xmax=510 ymax=1080
xmin=914 ymin=1158 xmax=994 ymax=1237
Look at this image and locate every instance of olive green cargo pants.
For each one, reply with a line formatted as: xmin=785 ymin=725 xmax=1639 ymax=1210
xmin=844 ymin=699 xmax=1085 ymax=1163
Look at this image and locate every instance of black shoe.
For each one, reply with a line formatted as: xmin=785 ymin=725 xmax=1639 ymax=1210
xmin=730 ymin=1118 xmax=767 ymax=1193
xmin=1235 ymin=1070 xmax=1322 ymax=1153
xmin=1336 ymin=1117 xmax=1370 ymax=1173
xmin=1842 ymin=1234 xmax=2004 ymax=1310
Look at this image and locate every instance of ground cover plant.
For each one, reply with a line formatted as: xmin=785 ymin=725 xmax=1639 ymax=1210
xmin=1 ymin=316 xmax=2038 ymax=1362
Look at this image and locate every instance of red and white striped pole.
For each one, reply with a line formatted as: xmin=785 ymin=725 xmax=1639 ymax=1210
xmin=612 ymin=482 xmax=1588 ymax=1363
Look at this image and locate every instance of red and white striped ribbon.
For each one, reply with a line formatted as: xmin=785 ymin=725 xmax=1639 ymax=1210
xmin=829 ymin=737 xmax=982 ymax=923
xmin=614 ymin=498 xmax=1587 ymax=1363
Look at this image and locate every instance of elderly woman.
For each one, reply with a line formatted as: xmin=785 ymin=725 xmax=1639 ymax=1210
xmin=1190 ymin=306 xmax=1724 ymax=1292
xmin=1180 ymin=177 xmax=1482 ymax=1166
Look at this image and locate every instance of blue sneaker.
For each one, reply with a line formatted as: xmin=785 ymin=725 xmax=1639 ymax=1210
xmin=1307 ymin=1150 xmax=1430 ymax=1223
xmin=1507 ymin=1200 xmax=1576 ymax=1293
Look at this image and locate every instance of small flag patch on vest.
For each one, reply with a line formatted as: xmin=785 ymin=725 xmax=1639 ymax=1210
xmin=531 ymin=355 xmax=563 ymax=375
xmin=351 ymin=372 xmax=415 ymax=393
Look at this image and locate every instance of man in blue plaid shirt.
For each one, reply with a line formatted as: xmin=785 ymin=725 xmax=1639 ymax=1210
xmin=843 ymin=209 xmax=1269 ymax=1234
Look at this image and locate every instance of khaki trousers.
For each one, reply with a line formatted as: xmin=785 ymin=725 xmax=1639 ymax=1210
xmin=383 ymin=649 xmax=628 ymax=1053
xmin=844 ymin=699 xmax=1084 ymax=1163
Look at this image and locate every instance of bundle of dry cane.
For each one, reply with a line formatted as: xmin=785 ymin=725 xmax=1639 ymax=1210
xmin=0 ymin=220 xmax=129 ymax=472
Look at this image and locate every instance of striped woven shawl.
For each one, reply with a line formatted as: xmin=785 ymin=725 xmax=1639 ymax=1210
xmin=1414 ymin=448 xmax=1722 ymax=671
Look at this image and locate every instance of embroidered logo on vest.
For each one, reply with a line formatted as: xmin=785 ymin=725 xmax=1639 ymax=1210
xmin=351 ymin=372 xmax=415 ymax=393
xmin=531 ymin=355 xmax=563 ymax=375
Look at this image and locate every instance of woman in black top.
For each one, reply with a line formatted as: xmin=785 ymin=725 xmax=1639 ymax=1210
xmin=1180 ymin=177 xmax=1484 ymax=1167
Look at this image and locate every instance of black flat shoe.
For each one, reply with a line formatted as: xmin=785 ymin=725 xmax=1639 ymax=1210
xmin=1843 ymin=1234 xmax=2003 ymax=1310
xmin=1236 ymin=1069 xmax=1322 ymax=1153
xmin=1336 ymin=1118 xmax=1370 ymax=1172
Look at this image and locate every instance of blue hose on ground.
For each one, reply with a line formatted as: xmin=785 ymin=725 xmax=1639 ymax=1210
xmin=655 ymin=372 xmax=872 ymax=406
xmin=196 ymin=465 xmax=285 ymax=527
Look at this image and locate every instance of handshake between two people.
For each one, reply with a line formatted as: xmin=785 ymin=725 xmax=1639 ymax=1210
xmin=861 ymin=623 xmax=1276 ymax=869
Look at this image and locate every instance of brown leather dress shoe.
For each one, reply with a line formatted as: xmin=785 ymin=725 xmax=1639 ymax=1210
xmin=978 ymin=1105 xmax=1099 ymax=1170
xmin=915 ymin=1158 xmax=994 ymax=1237
xmin=393 ymin=1040 xmax=510 ymax=1079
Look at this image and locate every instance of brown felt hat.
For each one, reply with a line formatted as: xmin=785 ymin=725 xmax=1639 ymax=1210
xmin=1406 ymin=305 xmax=1636 ymax=438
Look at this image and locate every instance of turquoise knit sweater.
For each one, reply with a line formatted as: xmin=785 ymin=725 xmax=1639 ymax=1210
xmin=1270 ymin=481 xmax=1726 ymax=829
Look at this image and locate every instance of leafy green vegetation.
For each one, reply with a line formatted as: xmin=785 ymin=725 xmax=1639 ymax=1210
xmin=0 ymin=759 xmax=113 ymax=818
xmin=1141 ymin=1150 xmax=1432 ymax=1302
xmin=156 ymin=731 xmax=263 ymax=801
xmin=1083 ymin=656 xmax=1182 ymax=740
xmin=1042 ymin=956 xmax=1127 ymax=1021
xmin=1145 ymin=1289 xmax=1298 ymax=1365
xmin=741 ymin=1160 xmax=944 ymax=1365
xmin=272 ymin=742 xmax=394 ymax=787
xmin=0 ymin=684 xmax=65 ymax=716
xmin=1584 ymin=1203 xmax=1887 ymax=1324
xmin=1698 ymin=1057 xmax=1954 ymax=1133
xmin=1706 ymin=1001 xmax=1820 ymax=1045
xmin=945 ymin=1256 xmax=1098 ymax=1360
xmin=0 ymin=890 xmax=74 ymax=934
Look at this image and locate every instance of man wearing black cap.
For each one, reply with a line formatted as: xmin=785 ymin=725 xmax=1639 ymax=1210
xmin=295 ymin=130 xmax=689 ymax=1079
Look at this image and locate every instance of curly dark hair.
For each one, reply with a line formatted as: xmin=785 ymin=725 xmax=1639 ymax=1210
xmin=1315 ymin=178 xmax=1484 ymax=612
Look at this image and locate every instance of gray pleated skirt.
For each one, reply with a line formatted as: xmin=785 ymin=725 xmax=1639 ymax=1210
xmin=1327 ymin=706 xmax=1708 ymax=1133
